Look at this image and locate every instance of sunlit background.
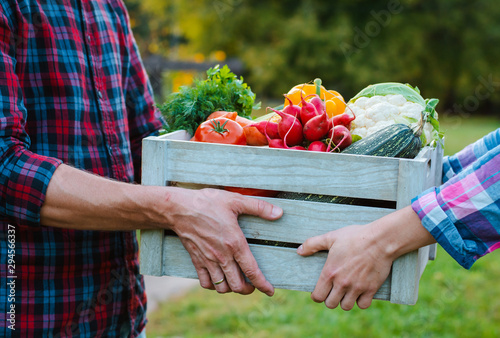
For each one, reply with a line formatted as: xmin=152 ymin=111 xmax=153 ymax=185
xmin=125 ymin=0 xmax=500 ymax=336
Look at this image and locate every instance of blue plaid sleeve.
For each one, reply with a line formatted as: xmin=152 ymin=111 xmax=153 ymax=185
xmin=413 ymin=128 xmax=500 ymax=269
xmin=442 ymin=128 xmax=500 ymax=183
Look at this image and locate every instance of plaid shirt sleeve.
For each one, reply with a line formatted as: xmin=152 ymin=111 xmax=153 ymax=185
xmin=441 ymin=128 xmax=500 ymax=184
xmin=0 ymin=8 xmax=62 ymax=227
xmin=412 ymin=128 xmax=500 ymax=269
xmin=0 ymin=1 xmax=157 ymax=336
xmin=120 ymin=4 xmax=164 ymax=183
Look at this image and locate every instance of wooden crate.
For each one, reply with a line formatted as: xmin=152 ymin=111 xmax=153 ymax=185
xmin=140 ymin=130 xmax=443 ymax=305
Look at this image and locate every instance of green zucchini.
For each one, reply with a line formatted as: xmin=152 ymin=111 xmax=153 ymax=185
xmin=276 ymin=191 xmax=396 ymax=208
xmin=342 ymin=123 xmax=422 ymax=158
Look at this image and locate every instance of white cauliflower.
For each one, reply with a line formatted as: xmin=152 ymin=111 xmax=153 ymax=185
xmin=347 ymin=84 xmax=441 ymax=147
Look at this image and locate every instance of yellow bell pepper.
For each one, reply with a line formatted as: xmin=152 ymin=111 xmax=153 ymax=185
xmin=284 ymin=79 xmax=346 ymax=118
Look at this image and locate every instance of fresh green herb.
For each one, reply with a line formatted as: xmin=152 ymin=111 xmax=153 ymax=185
xmin=158 ymin=64 xmax=260 ymax=135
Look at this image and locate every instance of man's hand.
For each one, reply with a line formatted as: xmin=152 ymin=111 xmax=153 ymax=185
xmin=161 ymin=187 xmax=283 ymax=296
xmin=297 ymin=206 xmax=436 ymax=310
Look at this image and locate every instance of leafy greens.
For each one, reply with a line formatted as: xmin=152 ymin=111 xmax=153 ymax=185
xmin=158 ymin=65 xmax=260 ymax=135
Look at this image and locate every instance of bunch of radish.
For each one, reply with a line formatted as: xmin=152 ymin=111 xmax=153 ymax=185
xmin=252 ymin=92 xmax=355 ymax=152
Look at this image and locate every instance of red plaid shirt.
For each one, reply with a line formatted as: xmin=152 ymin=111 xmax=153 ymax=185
xmin=0 ymin=0 xmax=163 ymax=336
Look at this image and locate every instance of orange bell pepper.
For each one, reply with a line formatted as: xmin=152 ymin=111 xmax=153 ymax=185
xmin=284 ymin=79 xmax=346 ymax=118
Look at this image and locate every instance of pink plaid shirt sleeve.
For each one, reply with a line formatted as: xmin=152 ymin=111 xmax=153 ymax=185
xmin=411 ymin=128 xmax=500 ymax=269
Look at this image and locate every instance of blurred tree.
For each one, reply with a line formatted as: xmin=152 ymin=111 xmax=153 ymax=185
xmin=125 ymin=0 xmax=189 ymax=58
xmin=124 ymin=0 xmax=500 ymax=115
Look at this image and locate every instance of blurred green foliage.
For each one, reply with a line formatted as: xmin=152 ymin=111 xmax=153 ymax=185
xmin=125 ymin=0 xmax=500 ymax=115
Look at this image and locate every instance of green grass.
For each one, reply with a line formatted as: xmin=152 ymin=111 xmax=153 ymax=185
xmin=148 ymin=247 xmax=500 ymax=337
xmin=439 ymin=115 xmax=500 ymax=156
xmin=146 ymin=115 xmax=500 ymax=338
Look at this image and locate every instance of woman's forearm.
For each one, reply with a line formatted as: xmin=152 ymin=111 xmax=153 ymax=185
xmin=369 ymin=205 xmax=436 ymax=261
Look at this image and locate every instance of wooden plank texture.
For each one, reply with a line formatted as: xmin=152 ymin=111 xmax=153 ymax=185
xmin=390 ymin=157 xmax=428 ymax=305
xmin=140 ymin=131 xmax=193 ymax=275
xmin=162 ymin=235 xmax=392 ymax=300
xmin=239 ymin=197 xmax=393 ymax=243
xmin=139 ymin=230 xmax=164 ymax=276
xmin=418 ymin=245 xmax=431 ymax=278
xmin=159 ymin=138 xmax=424 ymax=201
xmin=429 ymin=141 xmax=444 ymax=260
xmin=139 ymin=136 xmax=169 ymax=275
xmin=140 ymin=131 xmax=442 ymax=304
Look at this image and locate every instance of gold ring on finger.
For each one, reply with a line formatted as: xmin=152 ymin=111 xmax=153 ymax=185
xmin=213 ymin=278 xmax=225 ymax=285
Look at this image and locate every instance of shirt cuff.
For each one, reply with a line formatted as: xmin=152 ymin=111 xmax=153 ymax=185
xmin=4 ymin=149 xmax=62 ymax=226
xmin=411 ymin=187 xmax=477 ymax=269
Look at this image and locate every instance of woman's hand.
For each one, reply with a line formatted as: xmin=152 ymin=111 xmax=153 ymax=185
xmin=297 ymin=224 xmax=392 ymax=310
xmin=297 ymin=206 xmax=436 ymax=310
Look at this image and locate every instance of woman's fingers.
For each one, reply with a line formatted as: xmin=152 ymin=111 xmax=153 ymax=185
xmin=300 ymin=225 xmax=393 ymax=311
xmin=297 ymin=232 xmax=335 ymax=257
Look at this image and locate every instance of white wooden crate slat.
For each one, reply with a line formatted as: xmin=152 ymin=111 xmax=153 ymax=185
xmin=139 ymin=133 xmax=169 ymax=276
xmin=426 ymin=141 xmax=444 ymax=261
xmin=162 ymin=235 xmax=392 ymax=299
xmin=159 ymin=138 xmax=424 ymax=201
xmin=388 ymin=155 xmax=428 ymax=304
xmin=414 ymin=141 xmax=444 ymax=261
xmin=238 ymin=198 xmax=393 ymax=243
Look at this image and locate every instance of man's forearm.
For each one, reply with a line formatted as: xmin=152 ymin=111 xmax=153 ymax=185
xmin=39 ymin=164 xmax=282 ymax=296
xmin=40 ymin=164 xmax=161 ymax=230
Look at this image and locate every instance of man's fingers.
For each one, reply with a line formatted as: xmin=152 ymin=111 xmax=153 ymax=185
xmin=221 ymin=260 xmax=255 ymax=295
xmin=356 ymin=292 xmax=374 ymax=310
xmin=338 ymin=291 xmax=358 ymax=311
xmin=180 ymin=239 xmax=229 ymax=292
xmin=197 ymin=268 xmax=215 ymax=290
xmin=234 ymin=247 xmax=274 ymax=297
xmin=176 ymin=190 xmax=280 ymax=297
xmin=223 ymin=194 xmax=277 ymax=296
xmin=235 ymin=196 xmax=283 ymax=221
xmin=204 ymin=263 xmax=231 ymax=294
xmin=297 ymin=232 xmax=335 ymax=256
xmin=189 ymin=256 xmax=215 ymax=290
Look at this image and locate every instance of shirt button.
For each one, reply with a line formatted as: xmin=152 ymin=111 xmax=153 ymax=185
xmin=87 ymin=35 xmax=91 ymax=42
xmin=97 ymin=90 xmax=103 ymax=99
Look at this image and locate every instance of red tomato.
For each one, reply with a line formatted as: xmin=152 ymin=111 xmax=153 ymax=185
xmin=206 ymin=111 xmax=238 ymax=121
xmin=224 ymin=186 xmax=280 ymax=197
xmin=234 ymin=115 xmax=253 ymax=127
xmin=206 ymin=111 xmax=253 ymax=128
xmin=193 ymin=117 xmax=246 ymax=145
